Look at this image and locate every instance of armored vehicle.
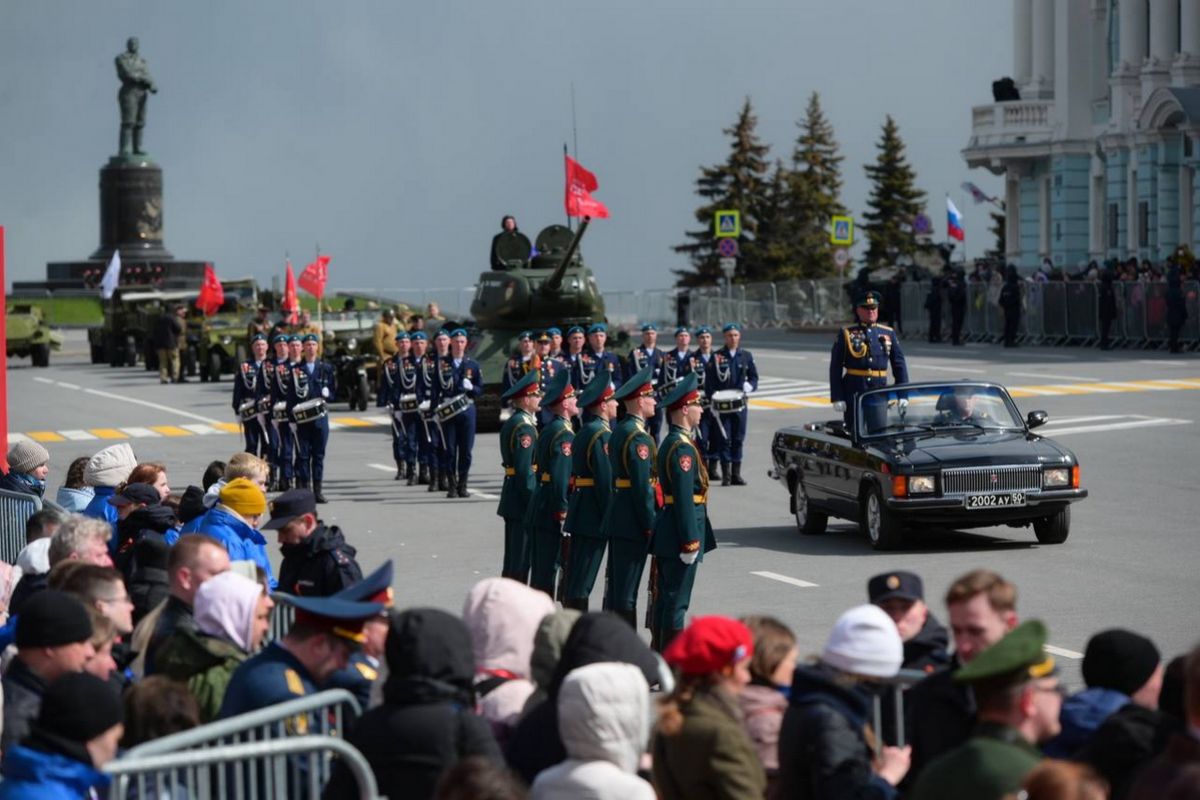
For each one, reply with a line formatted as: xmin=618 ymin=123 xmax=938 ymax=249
xmin=5 ymin=304 xmax=63 ymax=367
xmin=89 ymin=288 xmax=184 ymax=368
xmin=195 ymin=279 xmax=261 ymax=382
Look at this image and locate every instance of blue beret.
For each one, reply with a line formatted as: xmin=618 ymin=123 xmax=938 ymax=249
xmin=640 ymin=323 xmax=657 ymax=332
xmin=251 ymin=333 xmax=267 ymax=343
xmin=722 ymin=323 xmax=741 ymax=333
xmin=518 ymin=330 xmax=532 ymax=341
xmin=271 ymin=334 xmax=288 ymax=344
xmin=450 ymin=328 xmax=468 ymax=338
xmin=674 ymin=326 xmax=690 ymax=337
xmin=587 ymin=323 xmax=607 ymax=335
xmin=546 ymin=327 xmax=562 ymax=337
xmin=695 ymin=326 xmax=711 ymax=335
xmin=410 ymin=331 xmax=428 ymax=341
xmin=567 ymin=326 xmax=585 ymax=336
xmin=288 ymin=335 xmax=302 ymax=343
xmin=435 ymin=329 xmax=450 ymax=338
xmin=394 ymin=331 xmax=410 ymax=341
xmin=301 ymin=333 xmax=320 ymax=343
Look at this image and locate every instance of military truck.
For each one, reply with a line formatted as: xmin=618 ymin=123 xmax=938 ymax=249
xmin=5 ymin=304 xmax=63 ymax=367
xmin=195 ymin=279 xmax=262 ymax=382
xmin=88 ymin=288 xmax=183 ymax=368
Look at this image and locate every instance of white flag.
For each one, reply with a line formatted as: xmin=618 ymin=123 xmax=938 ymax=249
xmin=100 ymin=250 xmax=121 ymax=299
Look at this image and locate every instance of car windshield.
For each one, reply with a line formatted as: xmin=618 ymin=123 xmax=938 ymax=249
xmin=858 ymin=384 xmax=1023 ymax=437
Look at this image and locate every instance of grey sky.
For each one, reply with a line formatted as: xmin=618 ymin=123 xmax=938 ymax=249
xmin=2 ymin=1 xmax=1010 ymax=294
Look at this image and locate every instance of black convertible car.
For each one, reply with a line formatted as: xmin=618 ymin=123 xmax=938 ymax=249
xmin=768 ymin=382 xmax=1087 ymax=550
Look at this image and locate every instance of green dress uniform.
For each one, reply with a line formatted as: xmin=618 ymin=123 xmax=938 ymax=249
xmin=600 ymin=364 xmax=659 ymax=630
xmin=497 ymin=371 xmax=541 ymax=583
xmin=525 ymin=371 xmax=576 ymax=597
xmin=561 ymin=377 xmax=616 ymax=610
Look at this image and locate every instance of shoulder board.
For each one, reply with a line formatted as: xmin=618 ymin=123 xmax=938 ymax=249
xmin=875 ymin=323 xmax=894 ymax=331
xmin=284 ymin=668 xmax=307 ymax=697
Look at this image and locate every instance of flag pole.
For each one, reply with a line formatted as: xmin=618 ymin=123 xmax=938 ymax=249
xmin=563 ymin=143 xmax=571 ymax=232
xmin=314 ymin=243 xmax=323 ymax=340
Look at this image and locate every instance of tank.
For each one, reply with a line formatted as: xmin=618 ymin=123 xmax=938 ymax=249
xmin=467 ymin=221 xmax=611 ymax=429
xmin=5 ymin=304 xmax=63 ymax=368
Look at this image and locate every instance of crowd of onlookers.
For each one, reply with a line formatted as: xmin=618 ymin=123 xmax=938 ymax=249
xmin=0 ymin=438 xmax=1197 ymax=799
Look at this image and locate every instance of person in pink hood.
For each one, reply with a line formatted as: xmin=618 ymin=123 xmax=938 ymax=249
xmin=462 ymin=577 xmax=555 ymax=740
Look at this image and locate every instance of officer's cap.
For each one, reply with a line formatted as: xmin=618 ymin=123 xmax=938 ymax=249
xmin=567 ymin=325 xmax=585 ymax=336
xmin=251 ymin=333 xmax=267 ymax=343
xmin=586 ymin=323 xmax=607 ymax=335
xmin=546 ymin=327 xmax=562 ymax=337
xmin=500 ymin=369 xmax=542 ymax=401
xmin=518 ymin=330 xmax=532 ymax=341
xmin=394 ymin=330 xmax=410 ymax=341
xmin=410 ymin=331 xmax=428 ymax=341
xmin=614 ymin=364 xmax=656 ymax=402
xmin=334 ymin=560 xmax=395 ymax=613
xmin=722 ymin=323 xmax=741 ymax=333
xmin=856 ymin=290 xmax=882 ymax=308
xmin=868 ymin=571 xmax=924 ymax=604
xmin=261 ymin=488 xmax=317 ymax=531
xmin=662 ymin=372 xmax=701 ymax=412
xmin=272 ymin=593 xmax=385 ymax=646
xmin=540 ymin=369 xmax=575 ymax=410
xmin=955 ymin=619 xmax=1056 ymax=688
xmin=674 ymin=326 xmax=691 ymax=337
xmin=535 ymin=331 xmax=552 ymax=344
xmin=271 ymin=334 xmax=289 ymax=344
xmin=640 ymin=323 xmax=657 ymax=333
xmin=578 ymin=376 xmax=615 ymax=409
xmin=301 ymin=333 xmax=319 ymax=344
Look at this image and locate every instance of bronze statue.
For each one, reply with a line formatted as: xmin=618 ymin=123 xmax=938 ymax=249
xmin=115 ymin=37 xmax=157 ymax=157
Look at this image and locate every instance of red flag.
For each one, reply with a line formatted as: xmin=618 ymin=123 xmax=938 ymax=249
xmin=195 ymin=263 xmax=225 ymax=316
xmin=564 ymin=155 xmax=610 ymax=219
xmin=300 ymin=254 xmax=330 ymax=299
xmin=281 ymin=261 xmax=299 ymax=324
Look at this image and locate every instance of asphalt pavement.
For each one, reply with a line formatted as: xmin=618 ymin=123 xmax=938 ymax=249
xmin=8 ymin=329 xmax=1200 ymax=686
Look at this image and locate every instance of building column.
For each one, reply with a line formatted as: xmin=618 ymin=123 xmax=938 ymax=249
xmin=1014 ymin=0 xmax=1033 ymax=88
xmin=1144 ymin=0 xmax=1177 ymax=94
xmin=1005 ymin=171 xmax=1022 ymax=264
xmin=1028 ymin=0 xmax=1056 ymax=98
xmin=1119 ymin=0 xmax=1148 ymax=73
xmin=1174 ymin=0 xmax=1200 ymax=85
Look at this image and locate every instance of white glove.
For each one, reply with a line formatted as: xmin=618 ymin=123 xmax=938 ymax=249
xmin=742 ymin=381 xmax=753 ymax=394
xmin=562 ymin=530 xmax=572 ymax=539
xmin=680 ymin=550 xmax=699 ymax=566
xmin=462 ymin=378 xmax=473 ymax=391
xmin=898 ymin=398 xmax=909 ymax=409
xmin=321 ymin=387 xmax=330 ymax=399
xmin=833 ymin=400 xmax=846 ymax=412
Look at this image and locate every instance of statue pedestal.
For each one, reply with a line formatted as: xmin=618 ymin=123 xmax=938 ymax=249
xmin=89 ymin=156 xmax=173 ymax=261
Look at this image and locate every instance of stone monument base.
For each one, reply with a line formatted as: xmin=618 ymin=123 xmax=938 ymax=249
xmin=90 ymin=156 xmax=173 ymax=261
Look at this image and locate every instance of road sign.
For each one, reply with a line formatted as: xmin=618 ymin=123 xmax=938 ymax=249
xmin=719 ymin=257 xmax=737 ymax=277
xmin=834 ymin=248 xmax=849 ymax=267
xmin=717 ymin=238 xmax=739 ymax=258
xmin=831 ymin=215 xmax=854 ymax=246
xmin=913 ymin=213 xmax=932 ymax=236
xmin=714 ymin=210 xmax=740 ymax=238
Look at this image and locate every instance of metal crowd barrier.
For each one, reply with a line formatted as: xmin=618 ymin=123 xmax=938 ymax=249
xmin=266 ymin=603 xmax=295 ymax=644
xmin=0 ymin=489 xmax=42 ymax=565
xmin=871 ymin=668 xmax=928 ymax=755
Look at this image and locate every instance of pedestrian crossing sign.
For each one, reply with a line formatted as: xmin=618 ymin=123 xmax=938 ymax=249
xmin=714 ymin=210 xmax=740 ymax=238
xmin=831 ymin=216 xmax=854 ymax=246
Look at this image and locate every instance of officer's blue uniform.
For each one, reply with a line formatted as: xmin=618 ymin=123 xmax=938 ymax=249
xmin=829 ymin=295 xmax=909 ymax=430
xmin=431 ymin=334 xmax=482 ymax=493
xmin=232 ymin=346 xmax=269 ymax=459
xmin=274 ymin=340 xmax=301 ymax=487
xmin=262 ymin=337 xmax=289 ymax=485
xmin=501 ymin=331 xmax=535 ymax=399
xmin=704 ymin=327 xmax=759 ymax=465
xmin=383 ymin=334 xmax=417 ymax=475
xmin=534 ymin=353 xmax=565 ymax=430
xmin=287 ymin=350 xmax=336 ymax=490
xmin=626 ymin=332 xmax=665 ymax=441
xmin=414 ymin=342 xmax=441 ymax=483
xmin=561 ymin=325 xmax=588 ymax=391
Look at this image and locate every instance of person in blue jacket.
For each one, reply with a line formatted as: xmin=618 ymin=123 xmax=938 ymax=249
xmin=80 ymin=443 xmax=137 ymax=552
xmin=431 ymin=329 xmax=483 ymax=499
xmin=192 ymin=477 xmax=276 ymax=590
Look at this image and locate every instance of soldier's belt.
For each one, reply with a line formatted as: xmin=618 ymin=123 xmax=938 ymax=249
xmin=845 ymin=368 xmax=887 ymax=377
xmin=614 ymin=478 xmax=658 ymax=489
xmin=504 ymin=467 xmax=516 ymax=476
xmin=665 ymin=494 xmax=707 ymax=505
xmin=541 ymin=473 xmax=553 ymax=483
xmin=574 ymin=478 xmax=595 ymax=487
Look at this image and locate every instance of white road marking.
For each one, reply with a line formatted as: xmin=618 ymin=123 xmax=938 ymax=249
xmin=1044 ymin=644 xmax=1084 ymax=659
xmin=6 ymin=433 xmax=31 ymax=443
xmin=58 ymin=429 xmax=98 ymax=441
xmin=33 ymin=376 xmax=54 ymax=384
xmin=1138 ymin=359 xmax=1188 ymax=366
xmin=468 ymin=489 xmax=500 ymax=500
xmin=367 ymin=463 xmax=394 ymax=472
xmin=1007 ymin=372 xmax=1098 ymax=381
xmin=364 ymin=415 xmax=391 ymax=425
xmin=79 ymin=386 xmax=223 ymax=424
xmin=119 ymin=427 xmax=160 ymax=438
xmin=751 ymin=570 xmax=819 ymax=588
xmin=56 ymin=382 xmax=81 ymax=390
xmin=912 ymin=364 xmax=987 ymax=373
xmin=1046 ymin=418 xmax=1191 ymax=436
xmin=181 ymin=423 xmax=221 ymax=435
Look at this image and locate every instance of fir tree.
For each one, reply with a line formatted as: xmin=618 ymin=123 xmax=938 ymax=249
xmin=674 ymin=98 xmax=771 ymax=287
xmin=988 ymin=210 xmax=1006 ymax=259
xmin=861 ymin=115 xmax=926 ymax=266
xmin=752 ymin=161 xmax=793 ymax=282
xmin=781 ymin=92 xmax=847 ymax=279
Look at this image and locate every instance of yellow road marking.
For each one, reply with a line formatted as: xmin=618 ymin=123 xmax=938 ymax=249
xmin=333 ymin=417 xmax=373 ymax=427
xmin=88 ymin=428 xmax=128 ymax=439
xmin=749 ymin=399 xmax=801 ymax=409
xmin=27 ymin=431 xmax=65 ymax=442
xmin=150 ymin=425 xmax=192 ymax=437
xmin=211 ymin=422 xmax=241 ymax=433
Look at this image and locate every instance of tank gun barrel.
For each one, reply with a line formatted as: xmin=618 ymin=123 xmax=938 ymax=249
xmin=543 ymin=217 xmax=591 ymax=292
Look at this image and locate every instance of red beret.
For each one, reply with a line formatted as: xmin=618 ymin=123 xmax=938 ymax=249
xmin=663 ymin=616 xmax=753 ymax=675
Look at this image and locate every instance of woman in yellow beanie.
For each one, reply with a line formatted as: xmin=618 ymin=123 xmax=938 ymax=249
xmin=189 ymin=478 xmax=276 ymax=590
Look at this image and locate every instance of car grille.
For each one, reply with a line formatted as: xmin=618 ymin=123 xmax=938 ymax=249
xmin=940 ymin=465 xmax=1042 ymax=496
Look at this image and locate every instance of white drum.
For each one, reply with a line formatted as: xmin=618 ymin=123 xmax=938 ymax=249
xmin=418 ymin=400 xmax=433 ymax=420
xmin=293 ymin=398 xmax=328 ymax=424
xmin=398 ymin=393 xmax=420 ymax=413
xmin=271 ymin=401 xmax=290 ymax=422
xmin=435 ymin=393 xmax=472 ymax=423
xmin=712 ymin=389 xmax=747 ymax=415
xmin=237 ymin=400 xmax=258 ymax=422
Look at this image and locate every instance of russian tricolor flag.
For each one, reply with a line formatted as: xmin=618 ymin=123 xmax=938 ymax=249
xmin=947 ymin=197 xmax=965 ymax=242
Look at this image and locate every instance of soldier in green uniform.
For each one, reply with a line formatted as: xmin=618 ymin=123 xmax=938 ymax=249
xmin=525 ymin=370 xmax=577 ymax=598
xmin=599 ymin=364 xmax=659 ymax=630
xmin=560 ymin=375 xmax=617 ymax=611
xmin=650 ymin=373 xmax=717 ymax=651
xmin=908 ymin=619 xmax=1062 ymax=800
xmin=496 ymin=371 xmax=542 ymax=583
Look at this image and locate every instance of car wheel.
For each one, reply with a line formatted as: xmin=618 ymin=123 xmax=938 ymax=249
xmin=31 ymin=344 xmax=50 ymax=368
xmin=124 ymin=336 xmax=139 ymax=367
xmin=1033 ymin=506 xmax=1070 ymax=544
xmin=357 ymin=374 xmax=371 ymax=412
xmin=791 ymin=476 xmax=827 ymax=535
xmin=208 ymin=351 xmax=223 ymax=383
xmin=861 ymin=485 xmax=905 ymax=551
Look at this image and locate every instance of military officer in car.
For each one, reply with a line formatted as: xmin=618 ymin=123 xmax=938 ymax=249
xmin=829 ymin=290 xmax=909 ymax=433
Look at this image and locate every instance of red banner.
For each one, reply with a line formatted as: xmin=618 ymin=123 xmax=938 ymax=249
xmin=564 ymin=155 xmax=610 ymax=219
xmin=300 ymin=254 xmax=330 ymax=299
xmin=282 ymin=261 xmax=299 ymax=324
xmin=195 ymin=263 xmax=224 ymax=316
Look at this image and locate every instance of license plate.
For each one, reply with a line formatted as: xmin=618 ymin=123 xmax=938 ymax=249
xmin=965 ymin=492 xmax=1026 ymax=509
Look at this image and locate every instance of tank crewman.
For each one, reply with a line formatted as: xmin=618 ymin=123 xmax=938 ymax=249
xmin=246 ymin=305 xmax=273 ymax=342
xmin=561 ymin=374 xmax=617 ymax=612
xmin=705 ymin=323 xmax=759 ymax=487
xmin=497 ymin=371 xmax=542 ymax=583
xmin=501 ymin=331 xmax=536 ymax=399
xmin=426 ymin=329 xmax=452 ymax=493
xmin=382 ymin=331 xmax=414 ymax=481
xmin=217 ymin=593 xmax=385 ymax=720
xmin=433 ymin=329 xmax=483 ymax=499
xmin=625 ymin=323 xmax=665 ymax=442
xmin=289 ymin=334 xmax=336 ymax=503
xmin=650 ymin=373 xmax=717 ymax=652
xmin=263 ymin=333 xmax=290 ymax=490
xmin=829 ymin=290 xmax=909 ymax=433
xmin=599 ymin=364 xmax=659 ymax=631
xmin=409 ymin=331 xmax=435 ymax=487
xmin=562 ymin=325 xmax=587 ymax=388
xmin=525 ymin=370 xmax=577 ymax=598
xmin=690 ymin=326 xmax=724 ymax=479
xmin=372 ymin=309 xmax=399 ymax=406
xmin=534 ymin=331 xmax=564 ymax=430
xmin=547 ymin=327 xmax=563 ymax=360
xmin=323 ymin=561 xmax=394 ymax=709
xmin=232 ymin=333 xmax=270 ymax=460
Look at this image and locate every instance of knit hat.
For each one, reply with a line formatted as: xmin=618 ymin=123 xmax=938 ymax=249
xmin=195 ymin=571 xmax=265 ymax=652
xmin=1082 ymin=629 xmax=1160 ymax=695
xmin=218 ymin=477 xmax=267 ymax=518
xmin=16 ymin=537 xmax=52 ymax=576
xmin=663 ymin=615 xmax=754 ymax=676
xmin=84 ymin=443 xmax=136 ymax=488
xmin=34 ymin=672 xmax=124 ymax=743
xmin=6 ymin=441 xmax=49 ymax=474
xmin=821 ymin=604 xmax=903 ymax=679
xmin=178 ymin=485 xmax=208 ymax=524
xmin=16 ymin=590 xmax=93 ymax=648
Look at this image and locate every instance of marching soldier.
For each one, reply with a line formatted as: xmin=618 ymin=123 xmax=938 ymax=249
xmin=705 ymin=323 xmax=759 ymax=486
xmin=432 ymin=329 xmax=483 ymax=499
xmin=426 ymin=329 xmax=452 ymax=493
xmin=263 ymin=333 xmax=289 ymax=490
xmin=274 ymin=335 xmax=304 ymax=491
xmin=382 ymin=331 xmax=415 ymax=481
xmin=625 ymin=323 xmax=665 ymax=441
xmin=410 ymin=331 xmax=435 ymax=487
xmin=534 ymin=331 xmax=564 ymax=430
xmin=497 ymin=371 xmax=541 ymax=582
xmin=829 ymin=290 xmax=909 ymax=433
xmin=650 ymin=373 xmax=717 ymax=651
xmin=599 ymin=364 xmax=659 ymax=630
xmin=690 ymin=325 xmax=724 ymax=478
xmin=288 ymin=334 xmax=335 ymax=503
xmin=232 ymin=333 xmax=270 ymax=459
xmin=525 ymin=370 xmax=577 ymax=598
xmin=561 ymin=374 xmax=617 ymax=611
xmin=562 ymin=325 xmax=587 ymax=389
xmin=501 ymin=331 xmax=535 ymax=398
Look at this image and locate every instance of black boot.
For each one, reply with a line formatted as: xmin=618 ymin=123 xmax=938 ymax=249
xmin=417 ymin=464 xmax=430 ymax=485
xmin=731 ymin=462 xmax=746 ymax=486
xmin=721 ymin=462 xmax=732 ymax=486
xmin=394 ymin=461 xmax=404 ymax=481
xmin=314 ymin=482 xmax=327 ymax=504
xmin=708 ymin=459 xmax=720 ymax=480
xmin=446 ymin=475 xmax=458 ymax=499
xmin=427 ymin=470 xmax=439 ymax=493
xmin=438 ymin=471 xmax=449 ymax=492
xmin=406 ymin=462 xmax=417 ymax=486
xmin=457 ymin=474 xmax=470 ymax=498
xmin=297 ymin=478 xmax=310 ymax=491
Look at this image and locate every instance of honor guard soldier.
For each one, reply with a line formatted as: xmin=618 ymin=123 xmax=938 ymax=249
xmin=382 ymin=331 xmax=416 ymax=481
xmin=525 ymin=370 xmax=577 ymax=598
xmin=690 ymin=326 xmax=724 ymax=478
xmin=497 ymin=371 xmax=541 ymax=582
xmin=599 ymin=364 xmax=659 ymax=630
xmin=547 ymin=327 xmax=563 ymax=359
xmin=433 ymin=329 xmax=483 ymax=499
xmin=274 ymin=335 xmax=304 ymax=490
xmin=534 ymin=331 xmax=564 ymax=430
xmin=326 ymin=561 xmax=394 ymax=710
xmin=217 ymin=592 xmax=385 ymax=720
xmin=626 ymin=323 xmax=665 ymax=441
xmin=705 ymin=323 xmax=758 ymax=486
xmin=650 ymin=373 xmax=717 ymax=651
xmin=232 ymin=333 xmax=271 ymax=460
xmin=662 ymin=326 xmax=692 ymax=391
xmin=562 ymin=325 xmax=587 ymax=388
xmin=411 ymin=331 xmax=437 ymax=488
xmin=829 ymin=290 xmax=909 ymax=432
xmin=288 ymin=334 xmax=335 ymax=504
xmin=561 ymin=375 xmax=617 ymax=611
xmin=584 ymin=323 xmax=621 ymax=385
xmin=501 ymin=331 xmax=536 ymax=398
xmin=426 ymin=329 xmax=453 ymax=493
xmin=263 ymin=333 xmax=289 ymax=490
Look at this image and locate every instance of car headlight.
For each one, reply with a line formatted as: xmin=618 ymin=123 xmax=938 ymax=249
xmin=346 ymin=338 xmax=358 ymax=351
xmin=908 ymin=475 xmax=936 ymax=494
xmin=1043 ymin=467 xmax=1070 ymax=487
xmin=221 ymin=335 xmax=232 ymax=346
